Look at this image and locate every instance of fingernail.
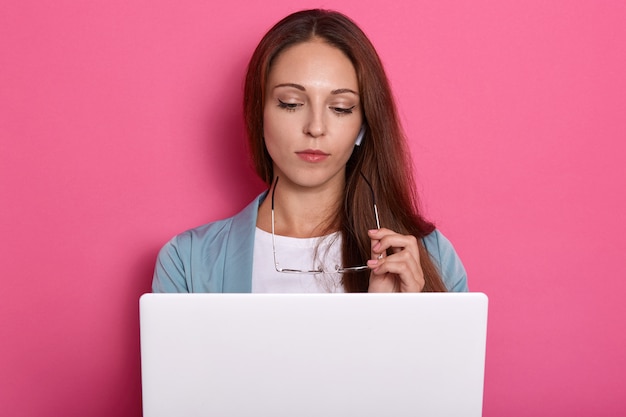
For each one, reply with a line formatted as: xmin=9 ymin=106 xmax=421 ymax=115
xmin=368 ymin=229 xmax=378 ymax=235
xmin=367 ymin=259 xmax=379 ymax=267
xmin=373 ymin=242 xmax=381 ymax=251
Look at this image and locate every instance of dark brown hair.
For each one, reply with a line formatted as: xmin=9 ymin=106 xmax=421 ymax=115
xmin=244 ymin=9 xmax=447 ymax=292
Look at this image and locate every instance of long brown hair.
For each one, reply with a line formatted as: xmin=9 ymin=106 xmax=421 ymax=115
xmin=244 ymin=9 xmax=447 ymax=292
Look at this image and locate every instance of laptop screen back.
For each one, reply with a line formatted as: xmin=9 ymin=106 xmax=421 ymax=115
xmin=140 ymin=293 xmax=488 ymax=417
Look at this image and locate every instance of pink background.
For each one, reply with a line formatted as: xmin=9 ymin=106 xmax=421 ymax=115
xmin=1 ymin=1 xmax=625 ymax=415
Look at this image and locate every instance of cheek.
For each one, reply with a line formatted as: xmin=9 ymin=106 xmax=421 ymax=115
xmin=337 ymin=141 xmax=358 ymax=163
xmin=263 ymin=107 xmax=286 ymax=141
xmin=337 ymin=123 xmax=363 ymax=151
xmin=262 ymin=116 xmax=280 ymax=151
xmin=263 ymin=108 xmax=303 ymax=150
xmin=262 ymin=112 xmax=285 ymax=160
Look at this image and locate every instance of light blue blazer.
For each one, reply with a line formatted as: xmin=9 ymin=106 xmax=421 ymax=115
xmin=153 ymin=193 xmax=469 ymax=293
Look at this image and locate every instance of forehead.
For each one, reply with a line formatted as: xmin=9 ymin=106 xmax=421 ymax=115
xmin=267 ymin=40 xmax=359 ymax=91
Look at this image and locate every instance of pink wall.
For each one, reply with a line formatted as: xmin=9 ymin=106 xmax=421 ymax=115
xmin=1 ymin=1 xmax=624 ymax=415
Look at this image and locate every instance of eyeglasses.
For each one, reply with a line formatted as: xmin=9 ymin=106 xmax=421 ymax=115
xmin=271 ymin=173 xmax=380 ymax=274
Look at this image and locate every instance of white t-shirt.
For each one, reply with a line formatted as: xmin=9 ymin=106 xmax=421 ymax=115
xmin=252 ymin=228 xmax=345 ymax=293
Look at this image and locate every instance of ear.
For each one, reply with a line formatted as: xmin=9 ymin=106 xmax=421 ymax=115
xmin=355 ymin=124 xmax=366 ymax=146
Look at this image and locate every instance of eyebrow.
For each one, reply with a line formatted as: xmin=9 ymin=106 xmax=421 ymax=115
xmin=273 ymin=83 xmax=359 ymax=96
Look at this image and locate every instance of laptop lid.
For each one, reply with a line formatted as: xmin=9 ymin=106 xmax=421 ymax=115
xmin=140 ymin=293 xmax=488 ymax=417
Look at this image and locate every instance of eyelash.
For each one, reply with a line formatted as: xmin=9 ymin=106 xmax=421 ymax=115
xmin=277 ymin=100 xmax=356 ymax=115
xmin=332 ymin=106 xmax=355 ymax=115
xmin=277 ymin=99 xmax=299 ymax=112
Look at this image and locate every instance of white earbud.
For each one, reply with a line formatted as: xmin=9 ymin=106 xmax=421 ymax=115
xmin=355 ymin=125 xmax=366 ymax=146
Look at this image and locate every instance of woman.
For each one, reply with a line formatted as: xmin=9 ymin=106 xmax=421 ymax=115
xmin=153 ymin=9 xmax=468 ymax=293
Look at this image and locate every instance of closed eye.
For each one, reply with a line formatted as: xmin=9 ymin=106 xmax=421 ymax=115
xmin=277 ymin=99 xmax=300 ymax=111
xmin=332 ymin=105 xmax=356 ymax=115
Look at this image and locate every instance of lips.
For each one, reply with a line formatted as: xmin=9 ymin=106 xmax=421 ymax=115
xmin=295 ymin=149 xmax=329 ymax=163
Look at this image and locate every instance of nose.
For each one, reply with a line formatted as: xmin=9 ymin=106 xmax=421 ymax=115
xmin=303 ymin=107 xmax=326 ymax=138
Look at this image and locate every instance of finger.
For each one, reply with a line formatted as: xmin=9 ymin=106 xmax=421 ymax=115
xmin=369 ymin=249 xmax=424 ymax=292
xmin=369 ymin=249 xmax=416 ymax=276
xmin=373 ymin=263 xmax=423 ymax=292
xmin=369 ymin=229 xmax=419 ymax=258
xmin=368 ymin=270 xmax=399 ymax=292
xmin=369 ymin=229 xmax=385 ymax=261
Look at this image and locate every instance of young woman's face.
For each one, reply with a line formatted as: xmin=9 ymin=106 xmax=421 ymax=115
xmin=263 ymin=38 xmax=363 ymax=191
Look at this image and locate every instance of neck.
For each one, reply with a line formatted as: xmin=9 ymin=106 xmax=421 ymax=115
xmin=257 ymin=177 xmax=344 ymax=238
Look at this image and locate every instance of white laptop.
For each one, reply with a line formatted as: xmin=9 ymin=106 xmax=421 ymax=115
xmin=140 ymin=293 xmax=488 ymax=417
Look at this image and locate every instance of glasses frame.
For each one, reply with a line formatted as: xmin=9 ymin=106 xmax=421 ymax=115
xmin=271 ymin=173 xmax=380 ymax=274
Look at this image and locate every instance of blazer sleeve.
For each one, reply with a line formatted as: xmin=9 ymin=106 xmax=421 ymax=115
xmin=152 ymin=235 xmax=191 ymax=293
xmin=423 ymin=230 xmax=469 ymax=292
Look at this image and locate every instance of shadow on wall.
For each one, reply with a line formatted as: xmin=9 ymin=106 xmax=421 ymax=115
xmin=201 ymin=50 xmax=267 ymax=210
